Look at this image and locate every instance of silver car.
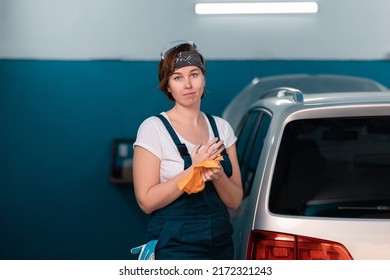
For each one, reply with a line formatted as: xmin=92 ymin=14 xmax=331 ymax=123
xmin=223 ymin=74 xmax=390 ymax=260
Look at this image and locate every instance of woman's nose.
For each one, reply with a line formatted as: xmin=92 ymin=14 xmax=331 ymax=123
xmin=184 ymin=78 xmax=192 ymax=88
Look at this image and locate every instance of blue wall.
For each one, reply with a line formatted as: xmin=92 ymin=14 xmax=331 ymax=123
xmin=1 ymin=59 xmax=390 ymax=259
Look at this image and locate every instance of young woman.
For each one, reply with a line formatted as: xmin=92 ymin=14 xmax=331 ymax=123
xmin=132 ymin=40 xmax=242 ymax=259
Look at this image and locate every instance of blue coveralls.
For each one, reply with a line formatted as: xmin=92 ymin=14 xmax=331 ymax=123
xmin=149 ymin=114 xmax=234 ymax=260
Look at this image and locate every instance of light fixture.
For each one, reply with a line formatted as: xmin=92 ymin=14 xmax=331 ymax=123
xmin=195 ymin=2 xmax=319 ymax=15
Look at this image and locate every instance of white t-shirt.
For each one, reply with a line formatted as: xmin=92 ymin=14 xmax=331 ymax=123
xmin=134 ymin=112 xmax=237 ymax=184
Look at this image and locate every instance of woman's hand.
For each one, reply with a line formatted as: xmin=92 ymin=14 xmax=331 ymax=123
xmin=191 ymin=137 xmax=225 ymax=165
xmin=201 ymin=166 xmax=224 ymax=182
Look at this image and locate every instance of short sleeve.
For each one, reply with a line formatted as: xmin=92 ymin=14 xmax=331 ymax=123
xmin=213 ymin=116 xmax=237 ymax=149
xmin=133 ymin=117 xmax=162 ymax=159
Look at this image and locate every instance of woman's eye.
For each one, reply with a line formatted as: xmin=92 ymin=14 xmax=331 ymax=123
xmin=191 ymin=73 xmax=199 ymax=78
xmin=173 ymin=76 xmax=182 ymax=81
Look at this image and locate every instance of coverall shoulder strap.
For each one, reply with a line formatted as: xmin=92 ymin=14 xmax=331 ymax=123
xmin=205 ymin=113 xmax=228 ymax=156
xmin=155 ymin=114 xmax=192 ymax=169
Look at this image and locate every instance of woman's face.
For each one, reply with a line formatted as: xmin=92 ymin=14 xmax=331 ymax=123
xmin=167 ymin=66 xmax=205 ymax=105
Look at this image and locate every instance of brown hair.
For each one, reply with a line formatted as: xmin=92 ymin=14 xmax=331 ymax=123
xmin=158 ymin=43 xmax=206 ymax=102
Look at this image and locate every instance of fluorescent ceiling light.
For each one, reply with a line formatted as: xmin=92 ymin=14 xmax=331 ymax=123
xmin=195 ymin=2 xmax=319 ymax=14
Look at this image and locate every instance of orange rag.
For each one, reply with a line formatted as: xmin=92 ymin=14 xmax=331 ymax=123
xmin=178 ymin=156 xmax=223 ymax=194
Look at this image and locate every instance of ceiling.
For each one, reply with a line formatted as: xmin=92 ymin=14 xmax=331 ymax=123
xmin=0 ymin=0 xmax=389 ymax=60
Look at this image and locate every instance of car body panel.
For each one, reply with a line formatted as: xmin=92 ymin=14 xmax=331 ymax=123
xmin=225 ymin=74 xmax=390 ymax=260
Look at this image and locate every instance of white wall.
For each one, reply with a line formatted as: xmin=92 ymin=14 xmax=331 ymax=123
xmin=1 ymin=0 xmax=389 ymax=60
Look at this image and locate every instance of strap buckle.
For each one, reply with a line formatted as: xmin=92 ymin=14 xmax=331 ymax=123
xmin=177 ymin=143 xmax=189 ymax=157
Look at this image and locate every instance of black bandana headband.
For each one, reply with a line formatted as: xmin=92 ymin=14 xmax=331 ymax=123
xmin=175 ymin=51 xmax=206 ymax=73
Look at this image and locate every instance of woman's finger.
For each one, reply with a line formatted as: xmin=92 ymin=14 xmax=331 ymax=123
xmin=204 ymin=138 xmax=219 ymax=150
xmin=193 ymin=143 xmax=202 ymax=155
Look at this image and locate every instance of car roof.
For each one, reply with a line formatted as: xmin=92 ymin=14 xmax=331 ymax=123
xmin=223 ymin=74 xmax=390 ymax=130
xmin=261 ymin=90 xmax=390 ymax=118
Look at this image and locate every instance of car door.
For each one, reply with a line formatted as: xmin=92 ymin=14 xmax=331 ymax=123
xmin=230 ymin=108 xmax=272 ymax=259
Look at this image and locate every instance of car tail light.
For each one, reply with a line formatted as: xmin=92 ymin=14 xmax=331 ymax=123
xmin=246 ymin=230 xmax=353 ymax=260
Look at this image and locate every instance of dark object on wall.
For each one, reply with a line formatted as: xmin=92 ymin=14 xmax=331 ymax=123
xmin=110 ymin=139 xmax=135 ymax=185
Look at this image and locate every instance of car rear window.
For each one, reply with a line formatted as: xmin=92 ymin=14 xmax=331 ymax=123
xmin=269 ymin=116 xmax=390 ymax=219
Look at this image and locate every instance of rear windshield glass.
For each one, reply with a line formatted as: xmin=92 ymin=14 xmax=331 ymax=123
xmin=269 ymin=116 xmax=390 ymax=219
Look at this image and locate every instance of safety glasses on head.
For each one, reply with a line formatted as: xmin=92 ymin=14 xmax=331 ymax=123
xmin=160 ymin=40 xmax=198 ymax=60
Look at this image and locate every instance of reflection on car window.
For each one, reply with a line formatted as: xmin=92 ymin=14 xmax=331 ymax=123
xmin=269 ymin=116 xmax=390 ymax=219
xmin=236 ymin=109 xmax=271 ymax=198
